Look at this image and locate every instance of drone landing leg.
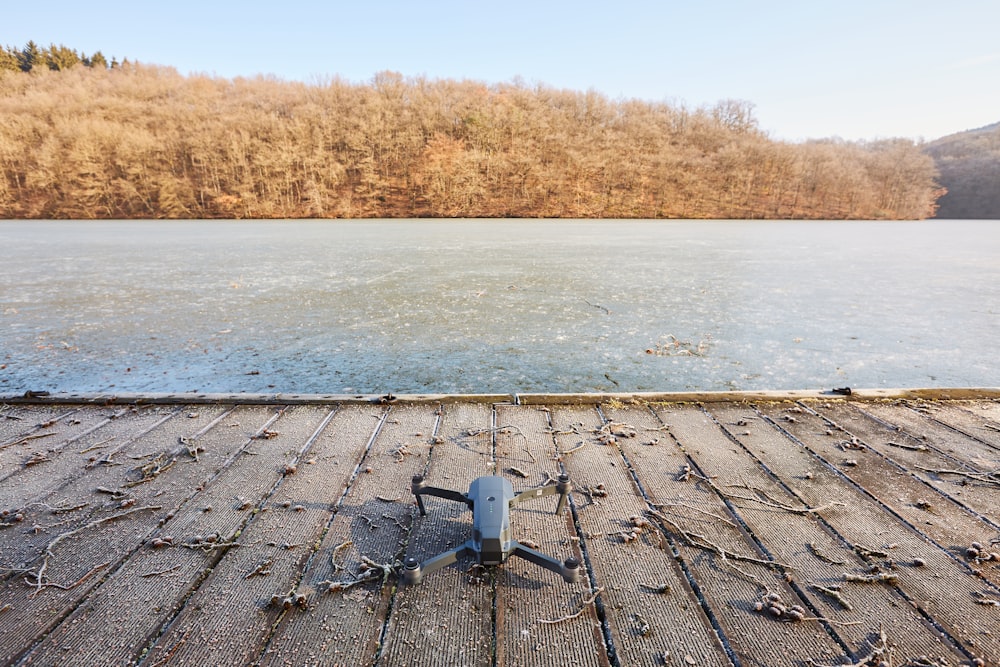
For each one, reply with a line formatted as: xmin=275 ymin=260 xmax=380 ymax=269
xmin=402 ymin=541 xmax=474 ymax=585
xmin=411 ymin=475 xmax=471 ymax=516
xmin=511 ymin=473 xmax=572 ymax=514
xmin=509 ymin=542 xmax=582 ymax=583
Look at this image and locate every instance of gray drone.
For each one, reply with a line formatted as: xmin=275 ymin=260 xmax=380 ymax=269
xmin=402 ymin=473 xmax=582 ymax=585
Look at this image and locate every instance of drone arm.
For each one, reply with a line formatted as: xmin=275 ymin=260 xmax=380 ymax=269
xmin=402 ymin=541 xmax=474 ymax=585
xmin=511 ymin=473 xmax=572 ymax=514
xmin=411 ymin=475 xmax=471 ymax=516
xmin=509 ymin=542 xmax=582 ymax=584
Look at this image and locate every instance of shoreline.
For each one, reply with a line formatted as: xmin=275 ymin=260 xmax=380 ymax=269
xmin=5 ymin=386 xmax=1000 ymax=406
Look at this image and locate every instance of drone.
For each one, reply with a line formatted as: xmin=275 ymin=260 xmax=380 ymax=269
xmin=401 ymin=473 xmax=582 ymax=585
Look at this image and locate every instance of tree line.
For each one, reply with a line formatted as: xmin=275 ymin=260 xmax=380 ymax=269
xmin=0 ymin=41 xmax=122 ymax=73
xmin=0 ymin=60 xmax=943 ymax=219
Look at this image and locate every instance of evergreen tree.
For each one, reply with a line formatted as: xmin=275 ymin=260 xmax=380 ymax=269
xmin=46 ymin=43 xmax=81 ymax=71
xmin=86 ymin=51 xmax=108 ymax=69
xmin=0 ymin=44 xmax=19 ymax=72
xmin=17 ymin=40 xmax=43 ymax=72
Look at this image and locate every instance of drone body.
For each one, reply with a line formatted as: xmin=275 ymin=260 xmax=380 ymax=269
xmin=403 ymin=473 xmax=581 ymax=585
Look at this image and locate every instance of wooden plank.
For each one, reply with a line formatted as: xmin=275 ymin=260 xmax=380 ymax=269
xmin=0 ymin=405 xmax=178 ymax=510
xmin=258 ymin=403 xmax=435 ymax=667
xmin=605 ymin=403 xmax=852 ymax=666
xmin=760 ymin=401 xmax=1000 ymax=590
xmin=864 ymin=401 xmax=1000 ymax=465
xmin=917 ymin=401 xmax=1000 ymax=451
xmin=377 ymin=402 xmax=495 ymax=667
xmin=865 ymin=401 xmax=1000 ymax=465
xmin=814 ymin=402 xmax=1000 ymax=529
xmin=119 ymin=406 xmax=337 ymax=666
xmin=0 ymin=406 xmax=228 ymax=580
xmin=624 ymin=403 xmax=852 ymax=667
xmin=493 ymin=404 xmax=605 ymax=667
xmin=3 ymin=405 xmax=281 ymax=666
xmin=706 ymin=402 xmax=1000 ymax=662
xmin=0 ymin=405 xmax=122 ymax=485
xmin=0 ymin=404 xmax=74 ymax=451
xmin=701 ymin=402 xmax=970 ymax=664
xmin=551 ymin=404 xmax=732 ymax=667
xmin=951 ymin=399 xmax=1000 ymax=435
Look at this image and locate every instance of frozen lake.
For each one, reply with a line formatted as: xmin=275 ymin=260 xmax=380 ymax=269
xmin=1 ymin=219 xmax=997 ymax=395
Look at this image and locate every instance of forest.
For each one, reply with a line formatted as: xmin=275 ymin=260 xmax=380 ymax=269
xmin=0 ymin=43 xmax=944 ymax=220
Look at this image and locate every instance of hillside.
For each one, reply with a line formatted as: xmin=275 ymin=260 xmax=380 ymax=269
xmin=924 ymin=122 xmax=1000 ymax=219
xmin=0 ymin=64 xmax=942 ymax=220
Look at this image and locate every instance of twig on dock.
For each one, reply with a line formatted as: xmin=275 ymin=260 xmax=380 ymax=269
xmin=545 ymin=423 xmax=585 ymax=436
xmin=28 ymin=561 xmax=110 ymax=597
xmin=24 ymin=451 xmax=51 ymax=466
xmin=852 ymin=544 xmax=889 ymax=559
xmin=178 ymin=436 xmax=205 ymax=461
xmin=465 ymin=425 xmax=527 ymax=442
xmin=320 ymin=556 xmax=396 ymax=593
xmin=646 ymin=509 xmax=790 ymax=571
xmin=78 ymin=437 xmax=115 ymax=454
xmin=638 ymin=583 xmax=672 ymax=594
xmin=43 ymin=501 xmax=88 ymax=514
xmin=538 ymin=587 xmax=604 ymax=624
xmin=809 ymin=583 xmax=853 ymax=610
xmin=330 ymin=539 xmax=353 ymax=573
xmin=0 ymin=432 xmax=57 ymax=451
xmin=574 ymin=483 xmax=608 ymax=506
xmin=884 ymin=440 xmax=929 ymax=452
xmin=25 ymin=505 xmax=162 ymax=594
xmin=843 ymin=571 xmax=898 ymax=585
xmin=915 ymin=465 xmax=1000 ymax=487
xmin=141 ymin=564 xmax=181 ymax=578
xmin=147 ymin=630 xmax=190 ymax=667
xmin=808 ymin=627 xmax=891 ymax=667
xmin=245 ymin=556 xmax=274 ymax=579
xmin=652 ymin=502 xmax=738 ymax=528
xmin=807 ymin=542 xmax=847 ymax=565
xmin=973 ymin=591 xmax=1000 ymax=607
xmin=722 ymin=483 xmax=846 ymax=515
xmin=123 ymin=452 xmax=176 ymax=487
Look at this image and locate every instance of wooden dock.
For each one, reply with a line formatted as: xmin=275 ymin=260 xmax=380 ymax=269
xmin=1 ymin=391 xmax=998 ymax=667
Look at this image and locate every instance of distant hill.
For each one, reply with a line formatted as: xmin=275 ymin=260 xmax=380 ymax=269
xmin=924 ymin=122 xmax=1000 ymax=219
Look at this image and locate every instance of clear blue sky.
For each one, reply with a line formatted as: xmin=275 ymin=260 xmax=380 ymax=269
xmin=6 ymin=0 xmax=999 ymax=141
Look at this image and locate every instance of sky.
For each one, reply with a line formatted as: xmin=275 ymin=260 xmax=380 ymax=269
xmin=6 ymin=0 xmax=1000 ymax=142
